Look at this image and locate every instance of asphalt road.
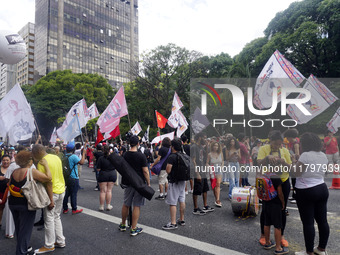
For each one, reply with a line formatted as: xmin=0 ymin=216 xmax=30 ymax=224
xmin=1 ymin=165 xmax=339 ymax=255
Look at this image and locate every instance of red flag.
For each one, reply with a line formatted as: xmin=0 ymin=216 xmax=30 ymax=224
xmin=156 ymin=111 xmax=168 ymax=129
xmin=109 ymin=125 xmax=120 ymax=139
xmin=95 ymin=129 xmax=104 ymax=146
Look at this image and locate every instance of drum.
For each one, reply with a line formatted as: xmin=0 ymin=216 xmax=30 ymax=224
xmin=231 ymin=186 xmax=259 ymax=216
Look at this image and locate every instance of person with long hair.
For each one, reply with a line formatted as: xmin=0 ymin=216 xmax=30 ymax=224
xmin=9 ymin=151 xmax=52 ymax=255
xmin=294 ymin=133 xmax=329 ymax=255
xmin=97 ymin=145 xmax=117 ymax=211
xmin=206 ymin=142 xmax=224 ymax=207
xmin=0 ymin=155 xmax=11 ymax=228
xmin=224 ymin=137 xmax=241 ymax=200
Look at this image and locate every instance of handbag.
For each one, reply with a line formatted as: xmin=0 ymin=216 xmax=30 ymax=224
xmin=151 ymin=148 xmax=171 ymax=175
xmin=21 ymin=167 xmax=51 ymax=211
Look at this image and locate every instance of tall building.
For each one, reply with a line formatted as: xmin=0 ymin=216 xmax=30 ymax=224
xmin=17 ymin=22 xmax=35 ymax=86
xmin=0 ymin=23 xmax=35 ymax=99
xmin=34 ymin=0 xmax=139 ymax=88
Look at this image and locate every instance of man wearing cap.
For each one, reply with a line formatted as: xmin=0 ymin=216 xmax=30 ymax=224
xmin=119 ymin=135 xmax=150 ymax=236
xmin=62 ymin=142 xmax=86 ymax=215
xmin=32 ymin=144 xmax=66 ymax=254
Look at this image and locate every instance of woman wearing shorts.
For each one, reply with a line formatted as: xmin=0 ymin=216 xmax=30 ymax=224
xmin=206 ymin=142 xmax=224 ymax=207
xmin=97 ymin=145 xmax=117 ymax=211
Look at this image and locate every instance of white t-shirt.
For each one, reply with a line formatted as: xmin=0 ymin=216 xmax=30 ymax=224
xmin=296 ymin=151 xmax=327 ymax=189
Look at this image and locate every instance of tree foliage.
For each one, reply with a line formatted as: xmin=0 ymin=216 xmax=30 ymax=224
xmin=24 ymin=70 xmax=114 ymax=139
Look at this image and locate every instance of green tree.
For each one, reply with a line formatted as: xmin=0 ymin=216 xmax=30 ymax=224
xmin=24 ymin=70 xmax=114 ymax=140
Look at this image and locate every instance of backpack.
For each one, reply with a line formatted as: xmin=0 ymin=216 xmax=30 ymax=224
xmin=62 ymin=155 xmax=77 ymax=186
xmin=255 ymin=173 xmax=278 ymax=201
xmin=174 ymin=152 xmax=190 ymax=183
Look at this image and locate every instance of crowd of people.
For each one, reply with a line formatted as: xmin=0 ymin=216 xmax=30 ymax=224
xmin=0 ymin=128 xmax=334 ymax=255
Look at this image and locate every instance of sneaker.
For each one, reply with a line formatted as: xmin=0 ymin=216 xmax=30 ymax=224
xmin=215 ymin=201 xmax=222 ymax=207
xmin=192 ymin=208 xmax=206 ymax=215
xmin=285 ymin=209 xmax=289 ymax=216
xmin=63 ymin=209 xmax=69 ymax=214
xmin=99 ymin=205 xmax=104 ymax=211
xmin=130 ymin=227 xmax=143 ymax=236
xmin=202 ymin=206 xmax=215 ymax=213
xmin=177 ymin=219 xmax=186 ymax=226
xmin=54 ymin=242 xmax=66 ymax=248
xmin=263 ymin=242 xmax=276 ymax=250
xmin=313 ymin=247 xmax=328 ymax=255
xmin=162 ymin=222 xmax=178 ymax=230
xmin=34 ymin=219 xmax=44 ymax=226
xmin=274 ymin=247 xmax=289 ymax=254
xmin=27 ymin=247 xmax=33 ymax=253
xmin=106 ymin=204 xmax=113 ymax=211
xmin=295 ymin=251 xmax=308 ymax=255
xmin=188 ymin=189 xmax=193 ymax=193
xmin=259 ymin=236 xmax=266 ymax=246
xmin=155 ymin=195 xmax=165 ymax=200
xmin=185 ymin=191 xmax=188 ymax=195
xmin=281 ymin=237 xmax=289 ymax=247
xmin=72 ymin=209 xmax=83 ymax=215
xmin=5 ymin=234 xmax=14 ymax=239
xmin=119 ymin=223 xmax=126 ymax=232
xmin=35 ymin=246 xmax=55 ymax=254
xmin=290 ymin=199 xmax=297 ymax=204
xmin=94 ymin=187 xmax=99 ymax=191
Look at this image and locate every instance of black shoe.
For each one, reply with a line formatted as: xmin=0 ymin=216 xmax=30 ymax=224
xmin=155 ymin=195 xmax=165 ymax=200
xmin=202 ymin=206 xmax=215 ymax=213
xmin=34 ymin=220 xmax=44 ymax=226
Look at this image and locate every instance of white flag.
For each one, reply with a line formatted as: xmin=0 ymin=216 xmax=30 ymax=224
xmin=131 ymin=121 xmax=142 ymax=136
xmin=168 ymin=110 xmax=188 ymax=129
xmin=176 ymin=111 xmax=188 ymax=137
xmin=253 ymin=50 xmax=305 ymax=109
xmin=151 ymin=131 xmax=175 ymax=144
xmin=0 ymin=84 xmax=36 ymax=144
xmin=327 ymin=107 xmax=340 ymax=133
xmin=49 ymin=127 xmax=57 ymax=146
xmin=58 ymin=115 xmax=81 ymax=143
xmin=142 ymin=125 xmax=150 ymax=142
xmin=172 ymin=92 xmax=184 ymax=113
xmin=57 ymin=99 xmax=88 ymax=139
xmin=287 ymin=75 xmax=338 ymax=124
xmin=87 ymin=102 xmax=100 ymax=121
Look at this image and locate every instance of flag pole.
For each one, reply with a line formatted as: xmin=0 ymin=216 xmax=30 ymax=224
xmin=75 ymin=111 xmax=84 ymax=144
xmin=155 ymin=110 xmax=161 ymax=136
xmin=127 ymin=113 xmax=132 ymax=130
xmin=33 ymin=119 xmax=42 ymax=144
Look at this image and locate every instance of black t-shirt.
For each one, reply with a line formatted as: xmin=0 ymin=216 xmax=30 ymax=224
xmin=167 ymin=153 xmax=178 ymax=183
xmin=122 ymin=151 xmax=148 ymax=185
xmin=159 ymin=146 xmax=170 ymax=170
xmin=183 ymin=144 xmax=190 ymax=156
xmin=191 ymin=143 xmax=205 ymax=166
xmin=96 ymin=156 xmax=115 ymax=172
xmin=263 ymin=175 xmax=282 ymax=205
xmin=94 ymin=151 xmax=104 ymax=163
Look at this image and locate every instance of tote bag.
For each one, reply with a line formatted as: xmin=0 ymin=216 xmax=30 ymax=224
xmin=21 ymin=167 xmax=51 ymax=211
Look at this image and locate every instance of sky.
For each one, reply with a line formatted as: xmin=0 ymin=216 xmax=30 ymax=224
xmin=0 ymin=0 xmax=299 ymax=57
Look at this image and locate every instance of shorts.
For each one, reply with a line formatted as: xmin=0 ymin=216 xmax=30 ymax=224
xmin=263 ymin=203 xmax=282 ymax=229
xmin=98 ymin=170 xmax=117 ymax=183
xmin=326 ymin=152 xmax=339 ymax=165
xmin=193 ymin=178 xmax=209 ymax=196
xmin=166 ymin=181 xmax=186 ymax=206
xmin=158 ymin=170 xmax=168 ymax=185
xmin=123 ymin=186 xmax=145 ymax=207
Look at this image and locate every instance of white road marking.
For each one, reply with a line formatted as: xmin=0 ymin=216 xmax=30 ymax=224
xmin=78 ymin=206 xmax=248 ymax=255
xmin=83 ymin=179 xmax=97 ymax=183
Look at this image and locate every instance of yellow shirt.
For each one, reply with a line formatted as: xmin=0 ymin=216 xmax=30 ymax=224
xmin=257 ymin=144 xmax=292 ymax=182
xmin=37 ymin=154 xmax=65 ymax=194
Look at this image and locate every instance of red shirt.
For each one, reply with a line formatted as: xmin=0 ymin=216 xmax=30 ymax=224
xmin=239 ymin=142 xmax=249 ymax=164
xmin=324 ymin=136 xmax=339 ymax=154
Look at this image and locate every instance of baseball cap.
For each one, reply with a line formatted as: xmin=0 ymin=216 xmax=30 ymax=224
xmin=66 ymin=143 xmax=75 ymax=151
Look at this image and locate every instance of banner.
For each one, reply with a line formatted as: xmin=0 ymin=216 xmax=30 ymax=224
xmin=0 ymin=84 xmax=36 ymax=144
xmin=191 ymin=107 xmax=210 ymax=134
xmin=87 ymin=102 xmax=100 ymax=121
xmin=131 ymin=121 xmax=142 ymax=136
xmin=327 ymin=107 xmax=340 ymax=133
xmin=156 ymin=111 xmax=168 ymax=129
xmin=57 ymin=99 xmax=88 ymax=139
xmin=176 ymin=111 xmax=188 ymax=137
xmin=97 ymin=87 xmax=128 ymax=133
xmin=287 ymin=75 xmax=338 ymax=124
xmin=254 ymin=50 xmax=305 ymax=109
xmin=58 ymin=115 xmax=82 ymax=143
xmin=151 ymin=131 xmax=175 ymax=144
xmin=104 ymin=121 xmax=121 ymax=140
xmin=49 ymin=127 xmax=57 ymax=146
